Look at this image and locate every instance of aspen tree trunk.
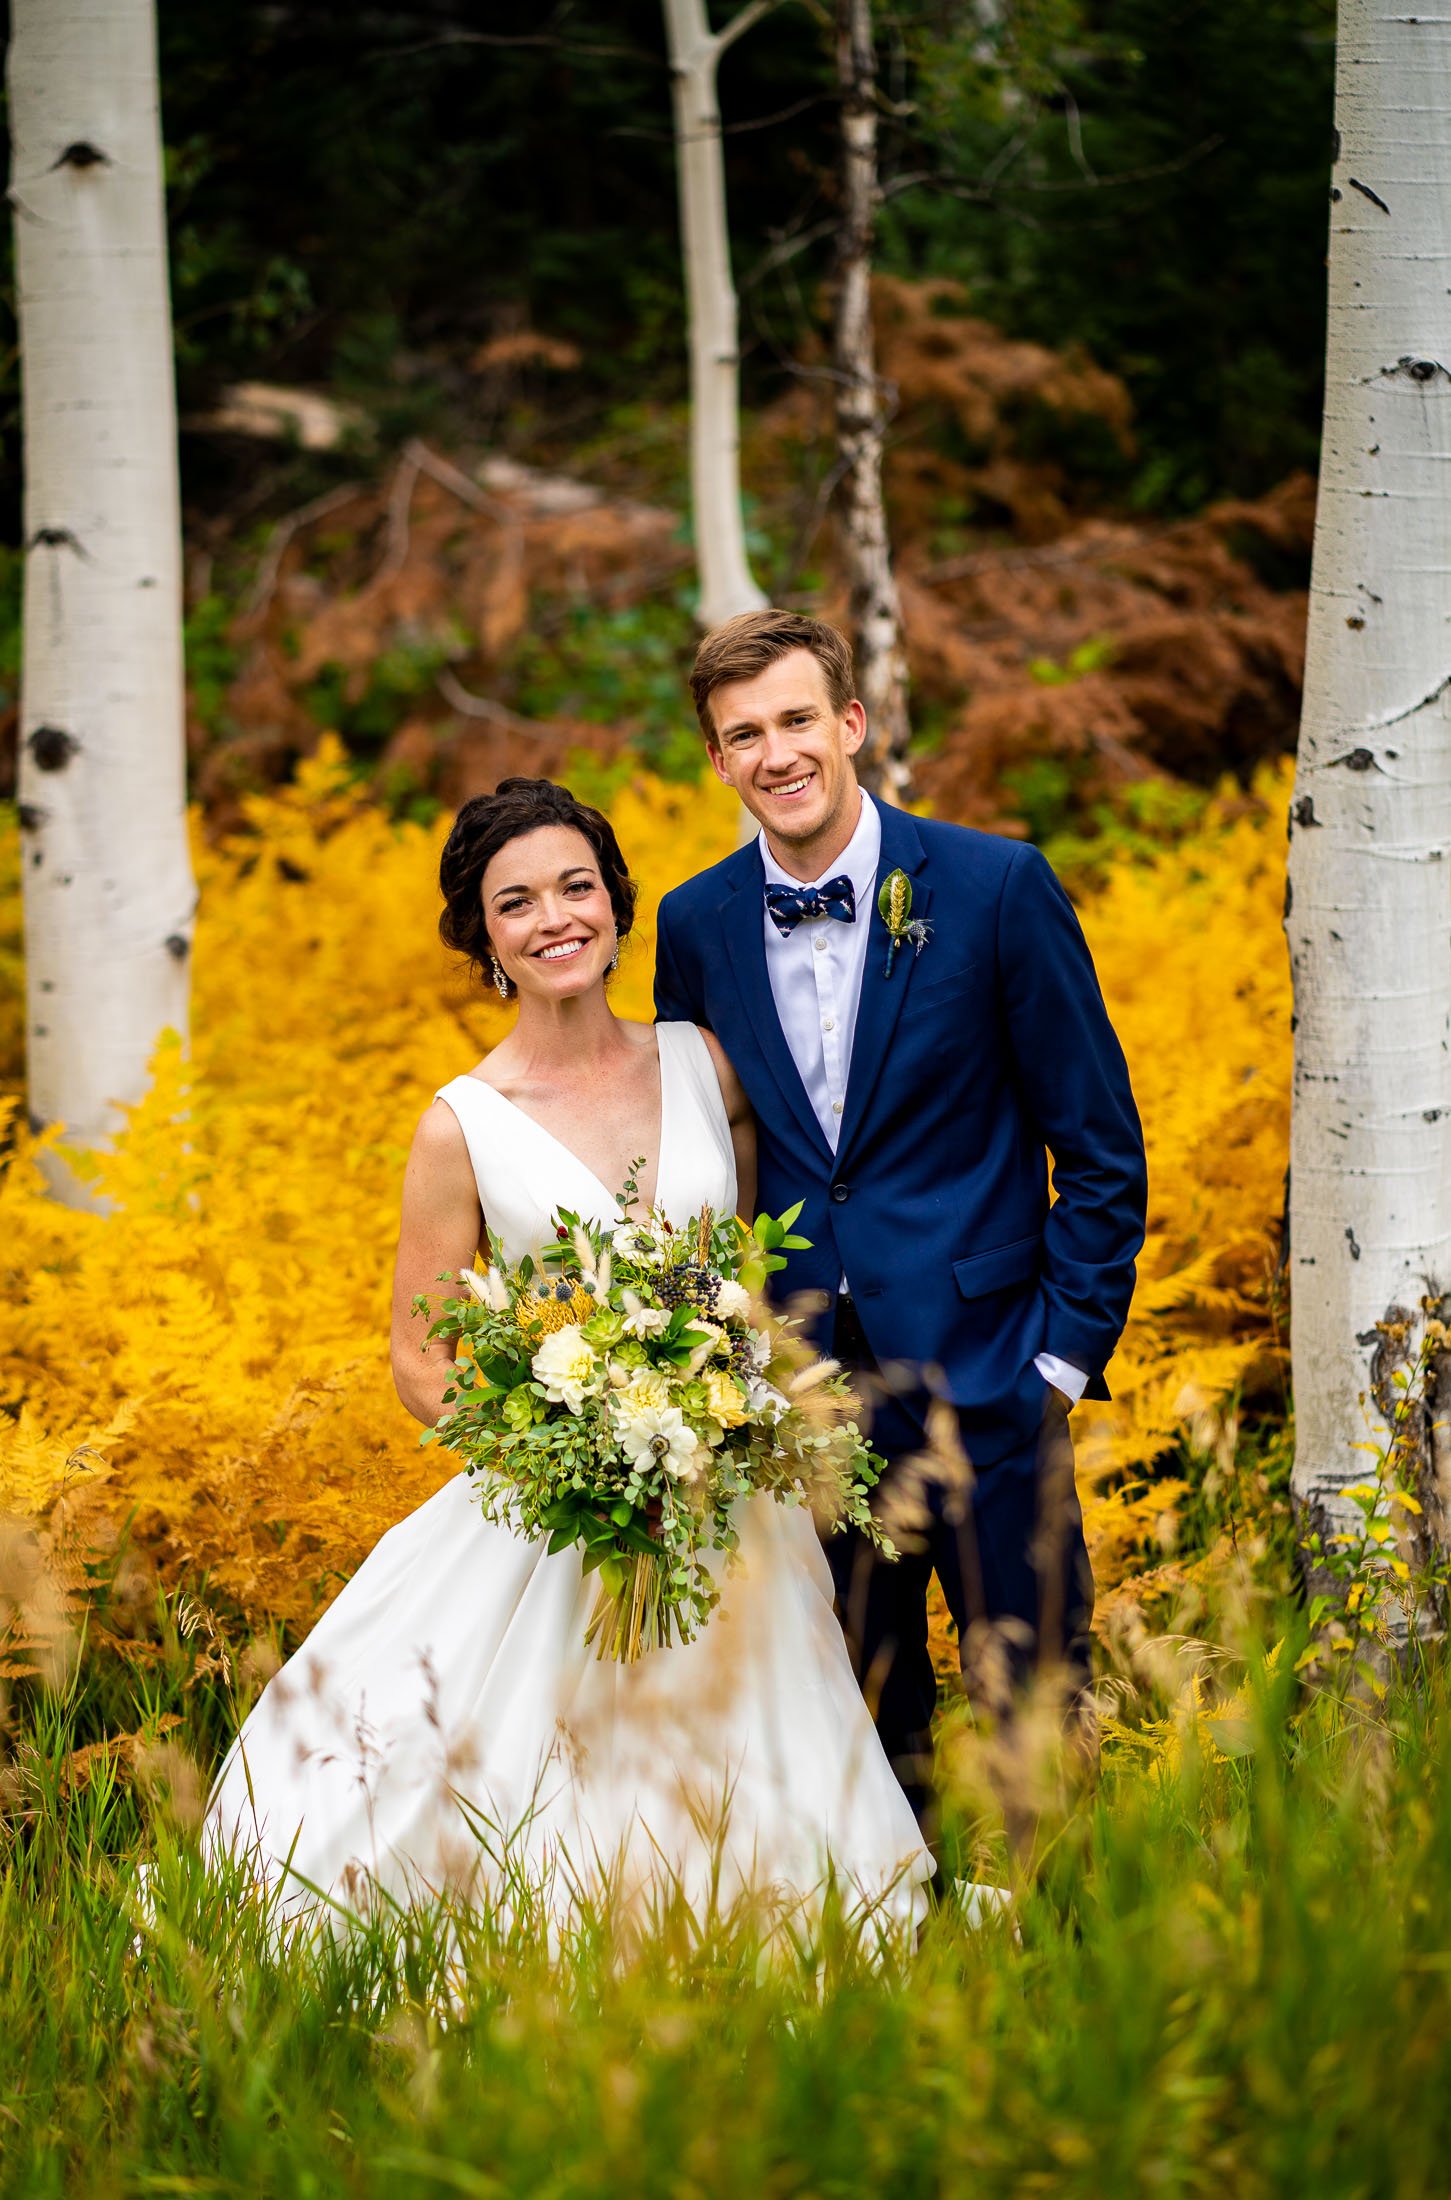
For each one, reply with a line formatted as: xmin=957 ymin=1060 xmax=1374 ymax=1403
xmin=662 ymin=0 xmax=769 ymax=631
xmin=1287 ymin=0 xmax=1451 ymax=1578
xmin=9 ymin=0 xmax=195 ymax=1204
xmin=833 ymin=0 xmax=911 ymax=797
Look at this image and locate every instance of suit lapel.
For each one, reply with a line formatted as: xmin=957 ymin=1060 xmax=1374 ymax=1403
xmin=716 ymin=849 xmax=836 ymax=1166
xmin=835 ymin=802 xmax=931 ymax=1162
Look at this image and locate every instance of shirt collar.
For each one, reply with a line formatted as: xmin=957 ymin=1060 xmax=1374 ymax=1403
xmin=758 ymin=789 xmax=880 ymax=901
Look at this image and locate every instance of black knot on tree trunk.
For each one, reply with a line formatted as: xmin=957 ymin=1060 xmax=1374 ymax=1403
xmin=164 ymin=934 xmax=190 ymax=962
xmin=1384 ymin=356 xmax=1450 ymax=385
xmin=1348 ymin=176 xmax=1391 ymax=214
xmin=28 ymin=725 xmax=79 ymax=772
xmin=28 ymin=526 xmax=85 ymax=555
xmin=51 ymin=141 xmax=109 ymax=171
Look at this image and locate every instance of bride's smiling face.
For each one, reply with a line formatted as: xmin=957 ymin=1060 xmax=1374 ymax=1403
xmin=481 ymin=824 xmax=617 ymax=1003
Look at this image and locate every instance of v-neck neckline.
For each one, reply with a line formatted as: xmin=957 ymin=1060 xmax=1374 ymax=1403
xmin=462 ymin=1026 xmax=670 ymax=1216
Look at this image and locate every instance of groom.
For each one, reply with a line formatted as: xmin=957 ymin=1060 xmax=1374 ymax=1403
xmin=653 ymin=609 xmax=1147 ymax=1830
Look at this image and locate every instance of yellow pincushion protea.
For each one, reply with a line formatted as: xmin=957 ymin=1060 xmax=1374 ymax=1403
xmin=519 ymin=1283 xmax=599 ymax=1339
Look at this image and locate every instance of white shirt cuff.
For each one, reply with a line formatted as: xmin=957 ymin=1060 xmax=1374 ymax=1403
xmin=1035 ymin=1352 xmax=1088 ymax=1405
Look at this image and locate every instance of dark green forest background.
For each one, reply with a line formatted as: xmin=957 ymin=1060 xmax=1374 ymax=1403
xmin=0 ymin=0 xmax=1336 ymax=825
xmin=2 ymin=0 xmax=1335 ymax=517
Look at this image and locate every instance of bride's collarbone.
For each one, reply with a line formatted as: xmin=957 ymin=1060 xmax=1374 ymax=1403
xmin=476 ymin=1053 xmax=664 ymax=1204
xmin=479 ymin=1024 xmax=660 ymax=1112
xmin=484 ymin=1054 xmax=659 ymax=1125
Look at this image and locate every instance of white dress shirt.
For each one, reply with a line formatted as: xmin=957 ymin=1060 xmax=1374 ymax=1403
xmin=759 ymin=792 xmax=1087 ymax=1406
xmin=760 ymin=790 xmax=881 ymax=1153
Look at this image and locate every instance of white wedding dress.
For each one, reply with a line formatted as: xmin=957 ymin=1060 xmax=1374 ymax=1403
xmin=205 ymin=1022 xmax=933 ymax=1938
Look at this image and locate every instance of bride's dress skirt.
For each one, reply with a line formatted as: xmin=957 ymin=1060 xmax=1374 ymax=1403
xmin=205 ymin=1031 xmax=933 ymax=1940
xmin=205 ymin=1471 xmax=932 ymax=1938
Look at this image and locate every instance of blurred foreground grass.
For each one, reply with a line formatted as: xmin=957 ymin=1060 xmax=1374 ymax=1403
xmin=3 ymin=1598 xmax=1450 ymax=2198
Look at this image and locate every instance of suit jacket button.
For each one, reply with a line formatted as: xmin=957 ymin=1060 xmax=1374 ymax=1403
xmin=830 ymin=1183 xmax=850 ymax=1203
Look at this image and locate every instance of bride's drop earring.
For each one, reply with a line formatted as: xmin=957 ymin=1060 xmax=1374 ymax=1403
xmin=607 ymin=936 xmax=620 ymax=973
xmin=491 ymin=956 xmax=510 ymax=1000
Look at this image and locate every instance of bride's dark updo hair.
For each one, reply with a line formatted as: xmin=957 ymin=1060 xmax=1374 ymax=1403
xmin=438 ymin=777 xmax=638 ymax=994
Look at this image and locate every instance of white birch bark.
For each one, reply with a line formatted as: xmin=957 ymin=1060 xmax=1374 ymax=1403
xmin=662 ymin=0 xmax=769 ymax=630
xmin=833 ymin=0 xmax=911 ymax=798
xmin=9 ymin=0 xmax=196 ymax=1203
xmin=1287 ymin=0 xmax=1451 ymax=1568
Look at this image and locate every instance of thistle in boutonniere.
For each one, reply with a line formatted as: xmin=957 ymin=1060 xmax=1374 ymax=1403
xmin=878 ymin=868 xmax=931 ymax=978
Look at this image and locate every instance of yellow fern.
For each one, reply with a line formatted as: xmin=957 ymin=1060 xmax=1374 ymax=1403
xmin=0 ymin=747 xmax=1291 ymax=1646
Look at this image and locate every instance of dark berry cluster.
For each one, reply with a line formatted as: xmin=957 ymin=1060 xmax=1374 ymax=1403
xmin=728 ymin=1335 xmax=755 ymax=1380
xmin=657 ymin=1263 xmax=722 ymax=1317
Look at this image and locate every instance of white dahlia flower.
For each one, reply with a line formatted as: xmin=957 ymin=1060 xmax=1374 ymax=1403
xmin=714 ymin=1278 xmax=752 ymax=1323
xmin=619 ymin=1365 xmax=673 ymax=1415
xmin=530 ymin=1325 xmax=600 ymax=1413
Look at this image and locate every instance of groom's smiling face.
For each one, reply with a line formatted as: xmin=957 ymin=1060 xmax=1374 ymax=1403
xmin=706 ymin=649 xmax=867 ymax=875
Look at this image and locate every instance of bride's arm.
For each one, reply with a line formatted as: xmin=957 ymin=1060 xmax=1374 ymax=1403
xmin=390 ymin=1101 xmax=486 ymax=1427
xmin=698 ymin=1028 xmax=756 ymax=1223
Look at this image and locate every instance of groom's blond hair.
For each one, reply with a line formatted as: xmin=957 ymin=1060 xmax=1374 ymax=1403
xmin=689 ymin=610 xmax=856 ymax=743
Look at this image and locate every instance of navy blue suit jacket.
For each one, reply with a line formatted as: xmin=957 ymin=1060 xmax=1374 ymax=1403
xmin=653 ymin=800 xmax=1147 ymax=1468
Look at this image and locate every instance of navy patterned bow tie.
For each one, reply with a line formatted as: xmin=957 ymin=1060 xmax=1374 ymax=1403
xmin=763 ymin=874 xmax=857 ymax=937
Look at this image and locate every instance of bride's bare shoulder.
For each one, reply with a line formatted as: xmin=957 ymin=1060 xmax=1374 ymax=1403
xmin=411 ymin=1092 xmax=474 ymax=1158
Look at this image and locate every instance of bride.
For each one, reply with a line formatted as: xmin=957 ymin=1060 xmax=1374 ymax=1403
xmin=204 ymin=776 xmax=933 ymax=1936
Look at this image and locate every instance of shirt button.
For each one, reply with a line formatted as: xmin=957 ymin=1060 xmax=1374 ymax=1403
xmin=831 ymin=1098 xmax=843 ymax=1115
xmin=814 ymin=934 xmax=828 ymax=953
xmin=822 ymin=1016 xmax=835 ymax=1033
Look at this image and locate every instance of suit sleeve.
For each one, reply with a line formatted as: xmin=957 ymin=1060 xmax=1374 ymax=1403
xmin=997 ymin=844 xmax=1147 ymax=1395
xmin=652 ymin=889 xmax=701 ymax=1026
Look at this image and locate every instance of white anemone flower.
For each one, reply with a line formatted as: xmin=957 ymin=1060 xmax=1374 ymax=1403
xmin=530 ymin=1326 xmax=600 ymax=1413
xmin=615 ymin=1404 xmax=701 ymax=1481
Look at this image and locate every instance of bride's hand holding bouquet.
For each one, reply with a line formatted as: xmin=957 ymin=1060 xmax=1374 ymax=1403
xmin=419 ymin=1171 xmax=892 ymax=1662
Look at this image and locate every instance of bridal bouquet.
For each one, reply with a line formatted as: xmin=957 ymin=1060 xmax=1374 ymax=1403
xmin=419 ymin=1178 xmax=890 ymax=1662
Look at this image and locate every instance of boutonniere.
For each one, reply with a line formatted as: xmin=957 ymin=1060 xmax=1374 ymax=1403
xmin=878 ymin=869 xmax=931 ymax=978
